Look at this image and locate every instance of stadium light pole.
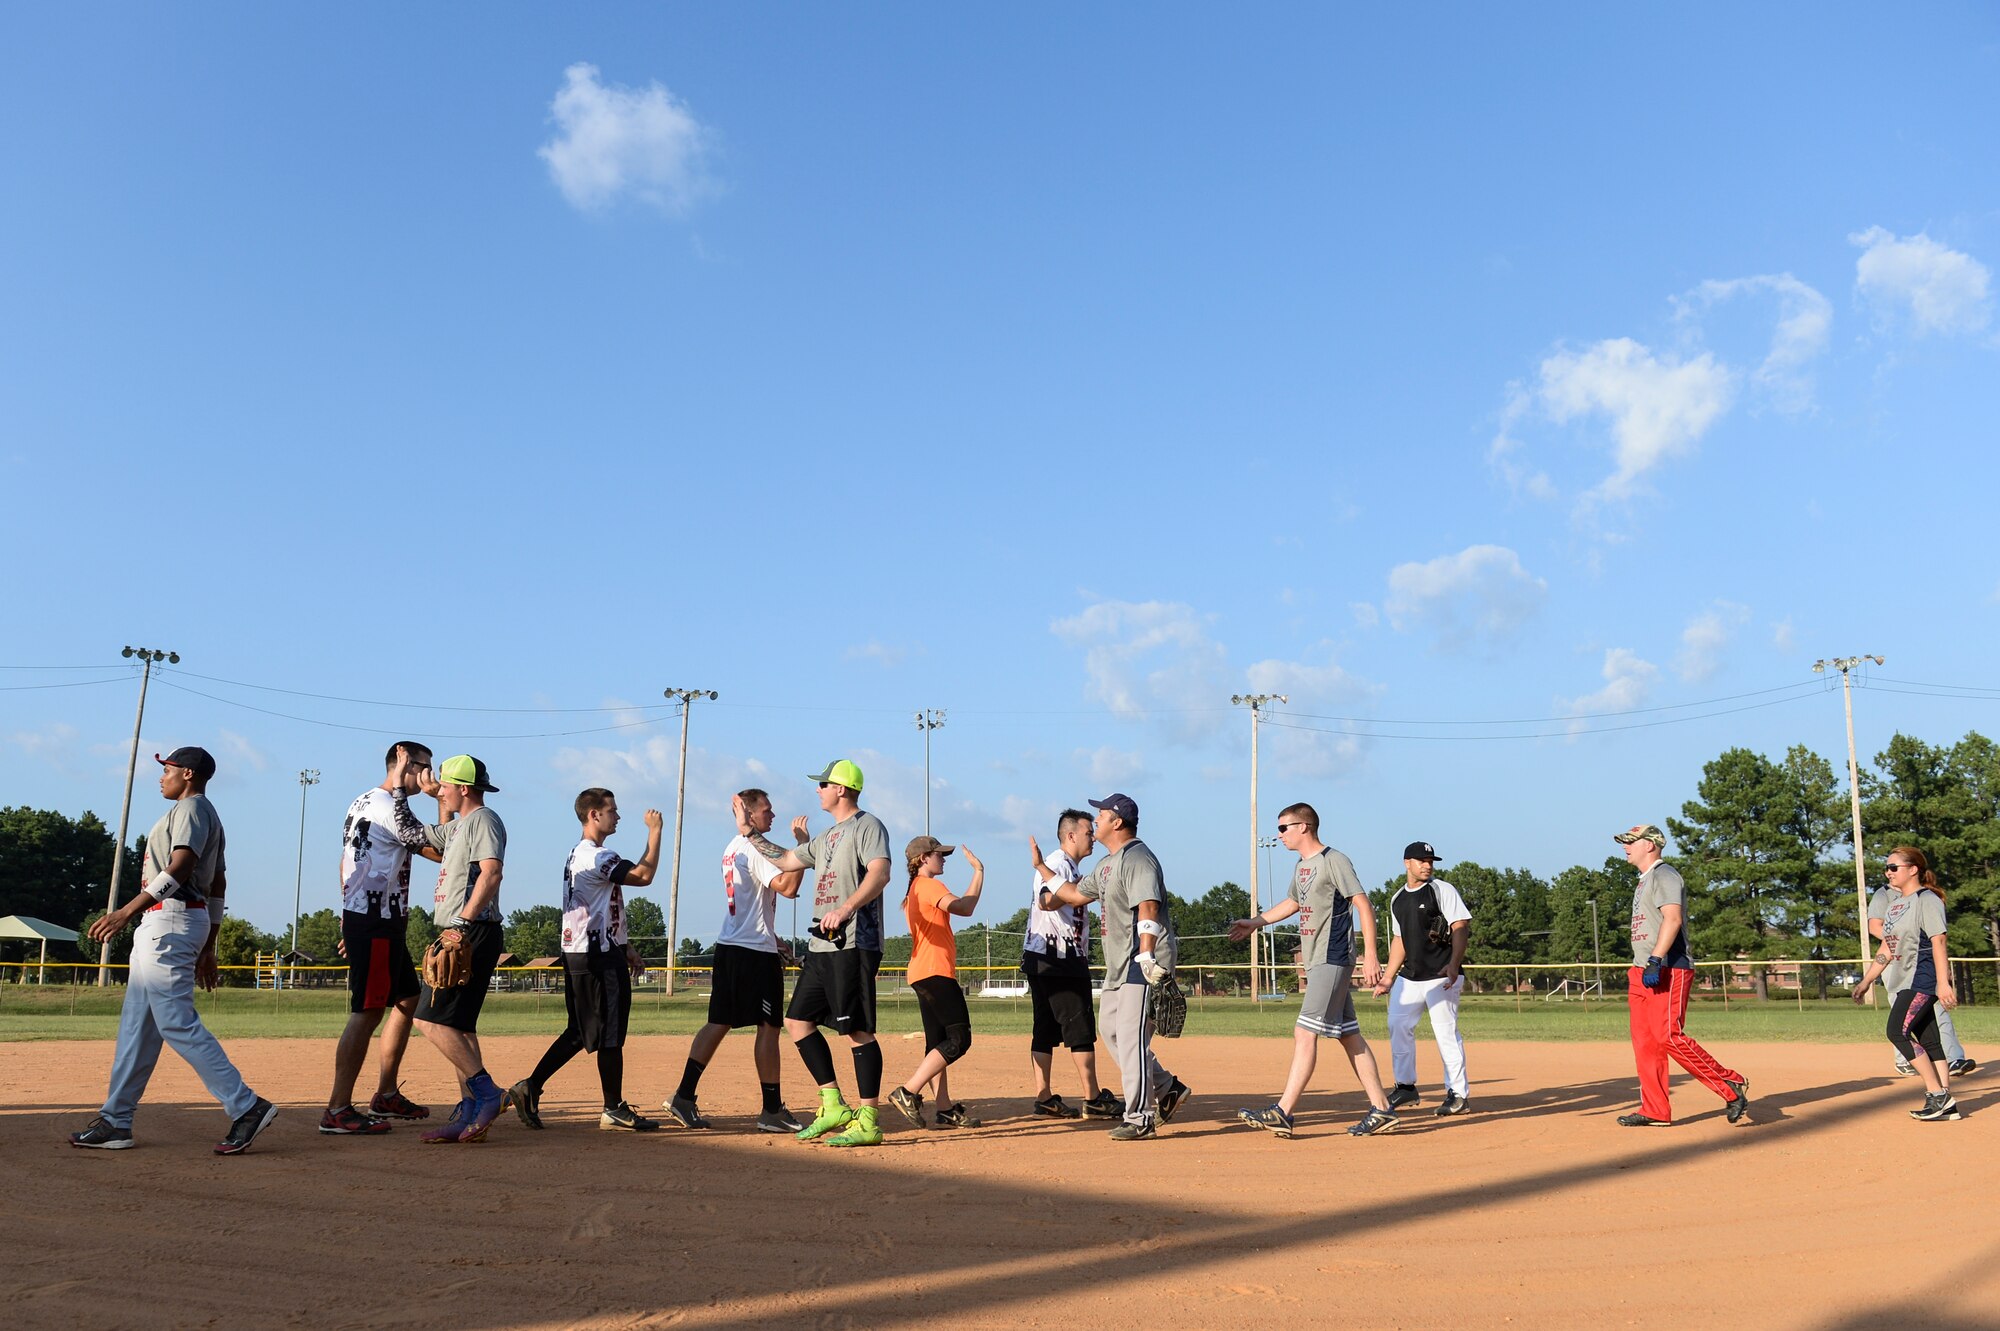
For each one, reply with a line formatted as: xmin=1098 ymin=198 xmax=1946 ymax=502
xmin=289 ymin=769 xmax=320 ymax=989
xmin=1587 ymin=898 xmax=1601 ymax=995
xmin=1813 ymin=655 xmax=1885 ymax=1002
xmin=1232 ymin=693 xmax=1287 ymax=1003
xmin=100 ymin=646 xmax=178 ymax=986
xmin=915 ymin=709 xmax=946 ymax=835
xmin=663 ymin=688 xmax=718 ymax=997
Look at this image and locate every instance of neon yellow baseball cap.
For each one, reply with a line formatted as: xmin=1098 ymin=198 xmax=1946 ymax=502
xmin=439 ymin=754 xmax=499 ymax=792
xmin=807 ymin=758 xmax=864 ymax=792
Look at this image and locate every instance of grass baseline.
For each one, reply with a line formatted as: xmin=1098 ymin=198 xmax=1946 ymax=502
xmin=2 ymin=984 xmax=1994 ymax=1043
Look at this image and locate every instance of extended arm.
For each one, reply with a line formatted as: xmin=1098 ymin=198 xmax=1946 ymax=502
xmin=621 ymin=810 xmax=666 ymax=887
xmin=945 ymin=848 xmax=986 ymax=917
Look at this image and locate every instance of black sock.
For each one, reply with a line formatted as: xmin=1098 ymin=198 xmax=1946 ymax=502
xmin=853 ymin=1042 xmax=883 ymax=1100
xmin=677 ymin=1057 xmax=706 ymax=1102
xmin=795 ymin=1030 xmax=837 ymax=1086
xmin=528 ymin=1029 xmax=584 ymax=1091
xmin=761 ymin=1081 xmax=783 ymax=1113
xmin=597 ymin=1048 xmax=624 ymax=1109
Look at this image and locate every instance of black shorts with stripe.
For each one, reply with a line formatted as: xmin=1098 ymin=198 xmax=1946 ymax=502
xmin=708 ymin=942 xmax=785 ymax=1029
xmin=785 ymin=948 xmax=880 ymax=1035
xmin=412 ymin=919 xmax=503 ymax=1032
xmin=563 ymin=946 xmax=633 ymax=1053
xmin=343 ymin=910 xmax=420 ymax=1014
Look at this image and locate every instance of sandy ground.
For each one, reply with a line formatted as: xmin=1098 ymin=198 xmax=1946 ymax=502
xmin=4 ymin=1033 xmax=1997 ymax=1330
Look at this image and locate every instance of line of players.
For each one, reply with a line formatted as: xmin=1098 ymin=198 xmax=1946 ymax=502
xmin=66 ymin=740 xmax=1974 ymax=1154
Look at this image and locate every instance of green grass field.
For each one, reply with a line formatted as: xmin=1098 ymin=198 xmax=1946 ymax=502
xmin=4 ymin=981 xmax=1995 ymax=1044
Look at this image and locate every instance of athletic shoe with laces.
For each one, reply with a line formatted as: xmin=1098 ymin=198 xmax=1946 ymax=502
xmin=215 ymin=1098 xmax=278 ymax=1156
xmin=1347 ymin=1107 xmax=1400 ymax=1137
xmin=757 ymin=1107 xmax=806 ymax=1134
xmin=68 ymin=1116 xmax=134 ymax=1150
xmin=456 ymin=1083 xmax=505 ymax=1143
xmin=368 ymin=1088 xmax=429 ymax=1120
xmin=1157 ymin=1078 xmax=1192 ymax=1124
xmin=1912 ymin=1093 xmax=1962 ymax=1122
xmin=1238 ymin=1104 xmax=1295 ymax=1138
xmin=1616 ymin=1112 xmax=1671 ymax=1127
xmin=1107 ymin=1120 xmax=1156 ymax=1141
xmin=600 ymin=1102 xmax=660 ymax=1132
xmin=825 ymin=1107 xmax=884 ymax=1147
xmin=935 ymin=1103 xmax=981 ymax=1129
xmin=888 ymin=1086 xmax=927 ymax=1128
xmin=422 ymin=1097 xmax=473 ymax=1144
xmin=1434 ymin=1091 xmax=1469 ymax=1118
xmin=1724 ymin=1079 xmax=1752 ymax=1125
xmin=1948 ymin=1058 xmax=1977 ymax=1078
xmin=1893 ymin=1058 xmax=1918 ymax=1077
xmin=797 ymin=1100 xmax=856 ymax=1142
xmin=1083 ymin=1089 xmax=1124 ymax=1118
xmin=319 ymin=1105 xmax=391 ymax=1135
xmin=1387 ymin=1083 xmax=1422 ymax=1110
xmin=661 ymin=1093 xmax=710 ymax=1129
xmin=1034 ymin=1094 xmax=1082 ymax=1119
xmin=504 ymin=1080 xmax=543 ymax=1130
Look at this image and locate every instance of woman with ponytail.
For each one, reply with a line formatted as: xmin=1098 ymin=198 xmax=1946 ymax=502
xmin=1852 ymin=847 xmax=1961 ymax=1121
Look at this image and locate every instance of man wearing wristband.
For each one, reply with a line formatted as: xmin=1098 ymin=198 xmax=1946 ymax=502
xmin=70 ymin=747 xmax=277 ymax=1155
xmin=412 ymin=754 xmax=510 ymax=1143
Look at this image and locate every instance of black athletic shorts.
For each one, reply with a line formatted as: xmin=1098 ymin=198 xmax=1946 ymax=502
xmin=708 ymin=942 xmax=785 ymax=1029
xmin=1026 ymin=970 xmax=1096 ymax=1053
xmin=912 ymin=975 xmax=971 ymax=1052
xmin=412 ymin=919 xmax=503 ymax=1032
xmin=785 ymin=948 xmax=880 ymax=1035
xmin=342 ymin=910 xmax=421 ymax=1014
xmin=563 ymin=946 xmax=633 ymax=1053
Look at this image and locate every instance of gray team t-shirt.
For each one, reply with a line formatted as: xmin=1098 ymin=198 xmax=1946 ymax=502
xmin=795 ymin=810 xmax=890 ymax=953
xmin=1293 ymin=847 xmax=1366 ymax=968
xmin=1877 ymin=889 xmax=1947 ymax=995
xmin=145 ymin=794 xmax=226 ymax=903
xmin=1629 ymin=861 xmax=1692 ymax=968
xmin=427 ymin=805 xmax=507 ymax=924
xmin=1077 ymin=838 xmax=1177 ymax=990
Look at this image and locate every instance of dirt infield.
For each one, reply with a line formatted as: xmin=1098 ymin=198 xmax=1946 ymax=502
xmin=5 ymin=1035 xmax=1996 ymax=1330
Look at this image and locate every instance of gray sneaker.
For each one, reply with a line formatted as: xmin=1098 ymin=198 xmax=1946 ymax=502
xmin=1108 ymin=1120 xmax=1157 ymax=1141
xmin=69 ymin=1116 xmax=134 ymax=1150
xmin=661 ymin=1094 xmax=710 ymax=1129
xmin=600 ymin=1102 xmax=660 ymax=1132
xmin=214 ymin=1098 xmax=278 ymax=1156
xmin=757 ymin=1107 xmax=806 ymax=1134
xmin=1433 ymin=1091 xmax=1469 ymax=1118
xmin=888 ymin=1086 xmax=928 ymax=1128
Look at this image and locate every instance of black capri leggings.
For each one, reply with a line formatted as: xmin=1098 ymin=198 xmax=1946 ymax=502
xmin=913 ymin=976 xmax=973 ymax=1064
xmin=1887 ymin=989 xmax=1946 ymax=1062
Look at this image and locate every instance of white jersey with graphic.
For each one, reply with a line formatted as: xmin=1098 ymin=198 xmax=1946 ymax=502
xmin=561 ymin=839 xmax=632 ymax=954
xmin=339 ymin=786 xmax=429 ymax=920
xmin=718 ymin=834 xmax=785 ymax=953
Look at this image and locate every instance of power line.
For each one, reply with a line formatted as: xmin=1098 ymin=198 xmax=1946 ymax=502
xmin=1259 ymin=690 xmax=1819 ymax=742
xmin=0 ymin=676 xmax=131 ymax=692
xmin=161 ymin=667 xmax=675 ymax=714
xmin=1277 ymin=678 xmax=1823 ymax=726
xmin=151 ymin=677 xmax=677 ymax=741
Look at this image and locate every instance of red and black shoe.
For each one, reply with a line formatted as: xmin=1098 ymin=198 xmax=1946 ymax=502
xmin=369 ymin=1088 xmax=430 ymax=1120
xmin=319 ymin=1105 xmax=392 ymax=1135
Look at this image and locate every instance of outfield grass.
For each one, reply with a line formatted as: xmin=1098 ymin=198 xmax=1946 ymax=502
xmin=4 ymin=982 xmax=1995 ymax=1044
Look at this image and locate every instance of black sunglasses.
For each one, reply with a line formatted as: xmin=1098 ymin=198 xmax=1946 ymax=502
xmin=1276 ymin=822 xmax=1303 ymax=833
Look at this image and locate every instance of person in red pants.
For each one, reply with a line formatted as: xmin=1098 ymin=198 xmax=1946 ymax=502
xmin=1615 ymin=825 xmax=1751 ymax=1128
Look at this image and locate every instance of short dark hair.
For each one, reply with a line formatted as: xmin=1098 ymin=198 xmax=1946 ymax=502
xmin=1058 ymin=808 xmax=1092 ymax=836
xmin=738 ymin=787 xmax=771 ymax=810
xmin=1279 ymin=802 xmax=1319 ymax=834
xmin=574 ymin=788 xmax=616 ymax=823
xmin=386 ymin=741 xmax=433 ymax=770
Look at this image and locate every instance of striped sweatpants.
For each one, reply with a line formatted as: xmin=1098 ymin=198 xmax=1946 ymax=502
xmin=1628 ymin=966 xmax=1741 ymax=1123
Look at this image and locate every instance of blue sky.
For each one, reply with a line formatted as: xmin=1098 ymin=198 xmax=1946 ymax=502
xmin=5 ymin=4 xmax=1999 ymax=942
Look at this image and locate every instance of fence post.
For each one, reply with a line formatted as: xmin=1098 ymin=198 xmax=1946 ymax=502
xmin=1514 ymin=967 xmax=1521 ymax=1013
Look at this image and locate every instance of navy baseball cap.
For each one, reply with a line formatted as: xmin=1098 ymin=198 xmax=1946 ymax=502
xmin=156 ymin=746 xmax=216 ymax=782
xmin=1088 ymin=793 xmax=1139 ymax=825
xmin=1403 ymin=841 xmax=1439 ymax=861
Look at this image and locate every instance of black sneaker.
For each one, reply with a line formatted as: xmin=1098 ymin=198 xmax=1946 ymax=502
xmin=935 ymin=1103 xmax=982 ymax=1129
xmin=68 ymin=1116 xmax=134 ymax=1150
xmin=1108 ymin=1120 xmax=1156 ymax=1141
xmin=215 ymin=1098 xmax=278 ymax=1156
xmin=1616 ymin=1112 xmax=1671 ymax=1127
xmin=1083 ymin=1089 xmax=1124 ymax=1119
xmin=504 ymin=1080 xmax=543 ymax=1130
xmin=599 ymin=1102 xmax=660 ymax=1132
xmin=1433 ymin=1091 xmax=1469 ymax=1118
xmin=1386 ymin=1083 xmax=1421 ymax=1110
xmin=1724 ymin=1079 xmax=1751 ymax=1125
xmin=1947 ymin=1058 xmax=1977 ymax=1078
xmin=1912 ymin=1093 xmax=1962 ymax=1122
xmin=1034 ymin=1094 xmax=1082 ymax=1119
xmin=661 ymin=1094 xmax=710 ymax=1129
xmin=1347 ymin=1108 xmax=1400 ymax=1136
xmin=888 ymin=1086 xmax=928 ymax=1128
xmin=1157 ymin=1078 xmax=1192 ymax=1124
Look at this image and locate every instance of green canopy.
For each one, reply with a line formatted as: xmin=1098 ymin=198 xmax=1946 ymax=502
xmin=0 ymin=914 xmax=82 ymax=983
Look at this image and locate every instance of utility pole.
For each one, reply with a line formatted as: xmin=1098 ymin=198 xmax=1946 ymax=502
xmin=290 ymin=769 xmax=320 ymax=989
xmin=100 ymin=646 xmax=178 ymax=986
xmin=914 ymin=709 xmax=946 ymax=835
xmin=1814 ymin=655 xmax=1885 ymax=1000
xmin=663 ymin=687 xmax=717 ymax=997
xmin=1231 ymin=693 xmax=1287 ymax=1003
xmin=1587 ymin=898 xmax=1601 ymax=995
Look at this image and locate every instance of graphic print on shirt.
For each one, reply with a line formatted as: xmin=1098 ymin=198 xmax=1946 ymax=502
xmin=561 ymin=841 xmax=629 ymax=953
xmin=813 ymin=826 xmax=846 ymax=915
xmin=340 ymin=788 xmax=426 ymax=919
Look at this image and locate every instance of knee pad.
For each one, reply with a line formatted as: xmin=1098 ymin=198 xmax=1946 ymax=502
xmin=938 ymin=1025 xmax=973 ymax=1064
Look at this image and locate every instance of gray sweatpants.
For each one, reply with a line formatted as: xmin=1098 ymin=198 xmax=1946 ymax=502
xmin=101 ymin=902 xmax=258 ymax=1129
xmin=1101 ymin=962 xmax=1174 ymax=1127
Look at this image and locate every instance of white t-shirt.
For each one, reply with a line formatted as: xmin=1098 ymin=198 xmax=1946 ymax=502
xmin=561 ymin=838 xmax=631 ymax=954
xmin=339 ymin=786 xmax=428 ymax=919
xmin=1024 ymin=851 xmax=1090 ymax=960
xmin=717 ymin=834 xmax=784 ymax=953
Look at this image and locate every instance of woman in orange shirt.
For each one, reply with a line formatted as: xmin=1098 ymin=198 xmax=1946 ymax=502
xmin=889 ymin=837 xmax=985 ymax=1129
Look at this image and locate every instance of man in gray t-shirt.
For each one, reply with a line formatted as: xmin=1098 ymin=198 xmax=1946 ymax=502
xmin=1037 ymin=793 xmax=1188 ymax=1139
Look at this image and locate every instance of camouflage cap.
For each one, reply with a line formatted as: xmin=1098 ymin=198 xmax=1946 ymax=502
xmin=1613 ymin=824 xmax=1666 ymax=848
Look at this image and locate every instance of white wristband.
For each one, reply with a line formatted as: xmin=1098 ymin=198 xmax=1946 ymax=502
xmin=1136 ymin=919 xmax=1164 ymax=938
xmin=207 ymin=902 xmax=224 ymax=928
xmin=144 ymin=871 xmax=181 ymax=902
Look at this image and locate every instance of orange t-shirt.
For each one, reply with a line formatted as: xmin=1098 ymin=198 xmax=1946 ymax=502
xmin=905 ymin=877 xmax=957 ymax=982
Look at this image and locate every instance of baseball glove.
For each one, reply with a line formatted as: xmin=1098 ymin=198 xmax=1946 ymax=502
xmin=422 ymin=933 xmax=471 ymax=990
xmin=1149 ymin=973 xmax=1188 ymax=1038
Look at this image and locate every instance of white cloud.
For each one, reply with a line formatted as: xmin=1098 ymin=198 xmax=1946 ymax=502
xmin=1539 ymin=338 xmax=1735 ymax=500
xmin=539 ymin=62 xmax=714 ymax=214
xmin=1772 ymin=618 xmax=1797 ymax=654
xmin=1560 ymin=648 xmax=1659 ymax=729
xmin=1049 ymin=599 xmax=1229 ymax=742
xmin=1675 ymin=601 xmax=1751 ymax=684
xmin=1851 ymin=226 xmax=1992 ymax=335
xmin=10 ymin=721 xmax=78 ymax=760
xmin=1676 ymin=274 xmax=1831 ymax=411
xmin=1073 ymin=745 xmax=1145 ymax=787
xmin=216 ymin=728 xmax=269 ymax=775
xmin=1242 ymin=654 xmax=1381 ymax=779
xmin=551 ymin=740 xmax=774 ymax=819
xmin=1349 ymin=601 xmax=1380 ymax=629
xmin=1383 ymin=545 xmax=1548 ymax=654
xmin=843 ymin=641 xmax=908 ymax=668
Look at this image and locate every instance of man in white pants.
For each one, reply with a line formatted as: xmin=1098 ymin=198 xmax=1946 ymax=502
xmin=1371 ymin=842 xmax=1472 ymax=1116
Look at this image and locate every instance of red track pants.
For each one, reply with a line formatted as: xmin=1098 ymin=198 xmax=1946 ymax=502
xmin=1628 ymin=966 xmax=1741 ymax=1122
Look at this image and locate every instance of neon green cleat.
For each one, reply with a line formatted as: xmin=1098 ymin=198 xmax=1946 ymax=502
xmin=825 ymin=1107 xmax=884 ymax=1148
xmin=797 ymin=1099 xmax=855 ymax=1142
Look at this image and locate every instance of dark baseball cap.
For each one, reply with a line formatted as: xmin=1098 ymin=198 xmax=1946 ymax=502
xmin=156 ymin=747 xmax=216 ymax=782
xmin=1088 ymin=793 xmax=1139 ymax=825
xmin=1403 ymin=841 xmax=1439 ymax=862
